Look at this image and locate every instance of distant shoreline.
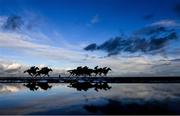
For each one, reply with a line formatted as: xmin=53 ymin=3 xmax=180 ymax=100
xmin=0 ymin=77 xmax=180 ymax=83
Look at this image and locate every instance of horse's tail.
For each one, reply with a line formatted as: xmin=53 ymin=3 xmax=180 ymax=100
xmin=67 ymin=70 xmax=73 ymax=73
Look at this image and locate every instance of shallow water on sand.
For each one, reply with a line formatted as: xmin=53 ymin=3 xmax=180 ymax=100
xmin=0 ymin=83 xmax=179 ymax=114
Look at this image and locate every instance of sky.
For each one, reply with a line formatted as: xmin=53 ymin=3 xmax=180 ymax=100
xmin=0 ymin=0 xmax=180 ymax=76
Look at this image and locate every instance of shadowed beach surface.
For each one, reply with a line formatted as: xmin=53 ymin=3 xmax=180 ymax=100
xmin=0 ymin=77 xmax=180 ymax=83
xmin=0 ymin=83 xmax=179 ymax=115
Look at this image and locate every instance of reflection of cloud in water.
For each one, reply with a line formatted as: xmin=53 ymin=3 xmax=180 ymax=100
xmin=0 ymin=84 xmax=179 ymax=114
xmin=0 ymin=83 xmax=24 ymax=93
xmin=83 ymin=99 xmax=179 ymax=115
xmin=81 ymin=84 xmax=180 ymax=114
xmin=105 ymin=84 xmax=180 ymax=100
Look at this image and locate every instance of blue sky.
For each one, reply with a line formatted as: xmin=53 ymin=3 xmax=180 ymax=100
xmin=0 ymin=0 xmax=178 ymax=42
xmin=0 ymin=0 xmax=180 ymax=76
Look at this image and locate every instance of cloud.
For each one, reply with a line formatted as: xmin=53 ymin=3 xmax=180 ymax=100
xmin=0 ymin=16 xmax=7 ymax=27
xmin=150 ymin=19 xmax=180 ymax=27
xmin=0 ymin=59 xmax=24 ymax=77
xmin=84 ymin=19 xmax=180 ymax=57
xmin=134 ymin=26 xmax=170 ymax=36
xmin=87 ymin=14 xmax=100 ymax=26
xmin=143 ymin=14 xmax=154 ymax=20
xmin=84 ymin=43 xmax=97 ymax=51
xmin=2 ymin=15 xmax=24 ymax=31
xmin=0 ymin=58 xmax=69 ymax=77
xmin=0 ymin=14 xmax=43 ymax=32
xmin=173 ymin=3 xmax=180 ymax=16
xmin=0 ymin=31 xmax=84 ymax=61
xmin=84 ymin=29 xmax=178 ymax=56
xmin=91 ymin=15 xmax=99 ymax=24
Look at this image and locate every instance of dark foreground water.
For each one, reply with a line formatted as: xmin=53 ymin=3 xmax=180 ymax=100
xmin=0 ymin=83 xmax=180 ymax=115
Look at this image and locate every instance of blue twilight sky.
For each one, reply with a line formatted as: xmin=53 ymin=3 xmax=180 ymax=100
xmin=0 ymin=0 xmax=180 ymax=76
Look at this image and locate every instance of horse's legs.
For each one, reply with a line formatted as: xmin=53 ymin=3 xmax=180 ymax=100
xmin=104 ymin=73 xmax=107 ymax=77
xmin=29 ymin=73 xmax=33 ymax=77
xmin=100 ymin=73 xmax=102 ymax=77
xmin=68 ymin=74 xmax=72 ymax=77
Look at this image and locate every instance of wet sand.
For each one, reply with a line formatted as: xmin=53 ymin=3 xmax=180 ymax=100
xmin=0 ymin=77 xmax=180 ymax=83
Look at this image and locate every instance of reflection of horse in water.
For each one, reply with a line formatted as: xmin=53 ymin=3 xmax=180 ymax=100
xmin=68 ymin=66 xmax=112 ymax=77
xmin=24 ymin=82 xmax=52 ymax=91
xmin=24 ymin=82 xmax=39 ymax=91
xmin=68 ymin=81 xmax=111 ymax=91
xmin=24 ymin=66 xmax=53 ymax=77
xmin=24 ymin=66 xmax=39 ymax=77
xmin=37 ymin=82 xmax=52 ymax=90
xmin=68 ymin=82 xmax=93 ymax=91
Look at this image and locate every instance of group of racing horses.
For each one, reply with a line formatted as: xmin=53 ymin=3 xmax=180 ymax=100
xmin=24 ymin=66 xmax=111 ymax=77
xmin=67 ymin=66 xmax=112 ymax=77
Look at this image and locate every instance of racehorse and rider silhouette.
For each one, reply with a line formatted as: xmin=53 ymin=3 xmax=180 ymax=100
xmin=24 ymin=66 xmax=53 ymax=77
xmin=24 ymin=66 xmax=111 ymax=77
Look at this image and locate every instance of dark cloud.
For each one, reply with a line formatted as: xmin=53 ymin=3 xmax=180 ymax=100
xmin=2 ymin=15 xmax=24 ymax=31
xmin=134 ymin=26 xmax=168 ymax=36
xmin=84 ymin=26 xmax=178 ymax=56
xmin=143 ymin=14 xmax=154 ymax=20
xmin=173 ymin=3 xmax=180 ymax=16
xmin=84 ymin=99 xmax=177 ymax=114
xmin=84 ymin=43 xmax=97 ymax=51
xmin=1 ymin=14 xmax=41 ymax=31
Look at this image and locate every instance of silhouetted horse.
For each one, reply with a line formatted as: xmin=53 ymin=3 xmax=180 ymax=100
xmin=92 ymin=67 xmax=112 ymax=77
xmin=36 ymin=67 xmax=53 ymax=77
xmin=24 ymin=66 xmax=39 ymax=77
xmin=101 ymin=67 xmax=112 ymax=76
xmin=67 ymin=69 xmax=78 ymax=77
xmin=93 ymin=66 xmax=99 ymax=76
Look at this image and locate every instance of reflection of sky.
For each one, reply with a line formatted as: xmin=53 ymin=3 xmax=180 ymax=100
xmin=0 ymin=83 xmax=179 ymax=114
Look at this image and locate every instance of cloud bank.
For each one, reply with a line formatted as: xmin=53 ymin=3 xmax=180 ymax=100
xmin=84 ymin=26 xmax=178 ymax=56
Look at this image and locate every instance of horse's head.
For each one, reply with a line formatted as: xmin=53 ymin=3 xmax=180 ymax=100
xmin=35 ymin=67 xmax=39 ymax=70
xmin=83 ymin=66 xmax=88 ymax=69
xmin=107 ymin=68 xmax=112 ymax=71
xmin=49 ymin=68 xmax=53 ymax=72
xmin=94 ymin=66 xmax=98 ymax=69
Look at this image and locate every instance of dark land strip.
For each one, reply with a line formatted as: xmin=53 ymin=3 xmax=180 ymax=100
xmin=0 ymin=77 xmax=180 ymax=83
